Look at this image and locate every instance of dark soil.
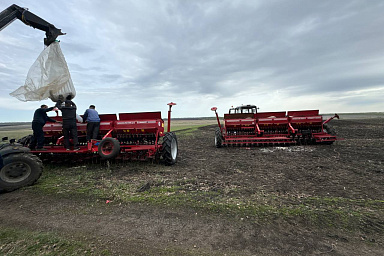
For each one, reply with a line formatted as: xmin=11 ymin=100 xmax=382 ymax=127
xmin=1 ymin=118 xmax=383 ymax=255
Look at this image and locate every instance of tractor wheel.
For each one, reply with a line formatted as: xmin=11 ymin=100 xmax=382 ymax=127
xmin=162 ymin=132 xmax=178 ymax=165
xmin=215 ymin=128 xmax=222 ymax=148
xmin=0 ymin=153 xmax=43 ymax=192
xmin=98 ymin=138 xmax=120 ymax=160
xmin=324 ymin=124 xmax=336 ymax=136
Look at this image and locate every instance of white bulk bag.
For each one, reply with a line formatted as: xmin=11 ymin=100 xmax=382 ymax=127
xmin=10 ymin=42 xmax=75 ymax=102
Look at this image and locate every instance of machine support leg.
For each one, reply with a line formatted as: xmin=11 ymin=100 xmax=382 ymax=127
xmin=103 ymin=129 xmax=114 ymax=139
xmin=167 ymin=102 xmax=176 ymax=133
xmin=167 ymin=109 xmax=171 ymax=133
xmin=288 ymin=123 xmax=296 ymax=134
xmin=256 ymin=123 xmax=261 ymax=135
xmin=210 ymin=107 xmax=222 ymax=132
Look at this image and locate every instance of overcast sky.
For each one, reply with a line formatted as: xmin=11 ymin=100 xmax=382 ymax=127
xmin=1 ymin=0 xmax=383 ymax=122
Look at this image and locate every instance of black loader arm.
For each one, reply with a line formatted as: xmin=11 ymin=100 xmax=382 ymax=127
xmin=0 ymin=4 xmax=65 ymax=46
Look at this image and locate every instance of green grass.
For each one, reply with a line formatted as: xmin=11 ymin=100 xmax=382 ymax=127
xmin=28 ymin=165 xmax=384 ymax=233
xmin=0 ymin=227 xmax=107 ymax=255
xmin=0 ymin=129 xmax=31 ymax=141
xmin=32 ymin=165 xmax=109 ymax=198
xmin=5 ymin=158 xmax=382 ymax=255
xmin=121 ymin=190 xmax=382 ymax=230
xmin=171 ymin=124 xmax=210 ymax=136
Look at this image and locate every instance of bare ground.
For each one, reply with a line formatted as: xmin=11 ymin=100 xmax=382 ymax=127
xmin=0 ymin=117 xmax=383 ymax=255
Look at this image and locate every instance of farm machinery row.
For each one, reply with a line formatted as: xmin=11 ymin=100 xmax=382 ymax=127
xmin=1 ymin=103 xmax=177 ymax=192
xmin=211 ymin=105 xmax=340 ymax=147
xmin=21 ymin=103 xmax=178 ymax=164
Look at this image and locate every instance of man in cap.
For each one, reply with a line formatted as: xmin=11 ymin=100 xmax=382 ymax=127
xmin=30 ymin=104 xmax=58 ymax=150
xmin=55 ymin=96 xmax=79 ymax=150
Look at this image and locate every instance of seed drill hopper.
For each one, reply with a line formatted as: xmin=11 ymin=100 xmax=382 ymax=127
xmin=211 ymin=105 xmax=340 ymax=147
xmin=20 ymin=103 xmax=178 ymax=165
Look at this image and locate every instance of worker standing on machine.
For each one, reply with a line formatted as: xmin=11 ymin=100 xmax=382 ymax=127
xmin=55 ymin=96 xmax=79 ymax=151
xmin=83 ymin=105 xmax=100 ymax=141
xmin=30 ymin=105 xmax=58 ymax=150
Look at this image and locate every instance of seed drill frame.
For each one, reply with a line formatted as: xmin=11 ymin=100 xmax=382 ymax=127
xmin=29 ymin=102 xmax=178 ymax=164
xmin=211 ymin=105 xmax=340 ymax=147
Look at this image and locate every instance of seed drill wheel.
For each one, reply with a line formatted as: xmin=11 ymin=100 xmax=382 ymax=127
xmin=0 ymin=153 xmax=43 ymax=192
xmin=162 ymin=132 xmax=178 ymax=165
xmin=98 ymin=138 xmax=120 ymax=160
xmin=323 ymin=124 xmax=336 ymax=136
xmin=215 ymin=128 xmax=223 ymax=148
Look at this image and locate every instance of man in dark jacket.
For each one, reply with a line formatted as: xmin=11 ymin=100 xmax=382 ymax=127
xmin=83 ymin=105 xmax=100 ymax=141
xmin=30 ymin=104 xmax=58 ymax=150
xmin=56 ymin=97 xmax=79 ymax=150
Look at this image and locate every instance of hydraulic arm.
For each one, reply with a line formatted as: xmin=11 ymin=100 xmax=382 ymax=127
xmin=0 ymin=4 xmax=65 ymax=46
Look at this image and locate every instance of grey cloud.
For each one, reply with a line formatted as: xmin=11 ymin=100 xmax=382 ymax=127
xmin=111 ymin=1 xmax=383 ymax=98
xmin=62 ymin=42 xmax=97 ymax=56
xmin=1 ymin=0 xmax=383 ymax=121
xmin=100 ymin=74 xmax=124 ymax=83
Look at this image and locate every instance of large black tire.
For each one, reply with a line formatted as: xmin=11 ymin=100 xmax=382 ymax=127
xmin=98 ymin=138 xmax=120 ymax=160
xmin=215 ymin=128 xmax=223 ymax=148
xmin=324 ymin=124 xmax=336 ymax=136
xmin=0 ymin=153 xmax=43 ymax=192
xmin=162 ymin=132 xmax=178 ymax=165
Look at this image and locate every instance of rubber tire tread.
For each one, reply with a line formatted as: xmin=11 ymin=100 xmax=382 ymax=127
xmin=324 ymin=124 xmax=336 ymax=136
xmin=215 ymin=128 xmax=222 ymax=148
xmin=0 ymin=153 xmax=43 ymax=192
xmin=162 ymin=132 xmax=177 ymax=165
xmin=98 ymin=138 xmax=120 ymax=160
